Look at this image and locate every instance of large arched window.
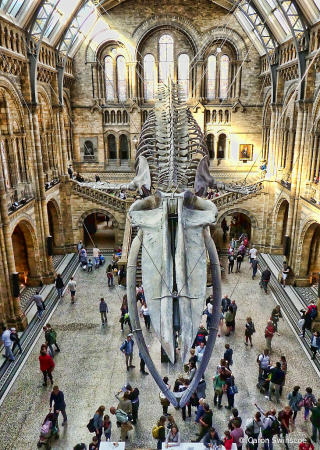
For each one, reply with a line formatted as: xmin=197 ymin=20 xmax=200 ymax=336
xmin=119 ymin=134 xmax=129 ymax=160
xmin=207 ymin=55 xmax=216 ymax=100
xmin=144 ymin=54 xmax=155 ymax=100
xmin=108 ymin=135 xmax=117 ymax=160
xmin=282 ymin=118 xmax=290 ymax=168
xmin=159 ymin=34 xmax=174 ymax=83
xmin=105 ymin=56 xmax=114 ymax=101
xmin=219 ymin=55 xmax=229 ymax=99
xmin=117 ymin=56 xmax=127 ymax=101
xmin=217 ymin=134 xmax=226 ymax=159
xmin=178 ymin=53 xmax=189 ymax=98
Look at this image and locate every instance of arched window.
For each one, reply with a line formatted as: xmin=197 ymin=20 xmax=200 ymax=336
xmin=218 ymin=110 xmax=223 ymax=123
xmin=105 ymin=111 xmax=110 ymax=124
xmin=111 ymin=111 xmax=115 ymax=123
xmin=220 ymin=55 xmax=229 ymax=99
xmin=142 ymin=110 xmax=148 ymax=123
xmin=108 ymin=135 xmax=117 ymax=160
xmin=207 ymin=134 xmax=214 ymax=159
xmin=117 ymin=56 xmax=127 ymax=101
xmin=159 ymin=34 xmax=174 ymax=83
xmin=144 ymin=54 xmax=155 ymax=100
xmin=178 ymin=53 xmax=189 ymax=98
xmin=225 ymin=110 xmax=230 ymax=123
xmin=282 ymin=118 xmax=290 ymax=168
xmin=105 ymin=56 xmax=114 ymax=101
xmin=119 ymin=134 xmax=129 ymax=160
xmin=123 ymin=111 xmax=128 ymax=123
xmin=207 ymin=55 xmax=216 ymax=99
xmin=117 ymin=111 xmax=121 ymax=124
xmin=217 ymin=134 xmax=226 ymax=159
xmin=205 ymin=110 xmax=211 ymax=123
xmin=212 ymin=110 xmax=217 ymax=123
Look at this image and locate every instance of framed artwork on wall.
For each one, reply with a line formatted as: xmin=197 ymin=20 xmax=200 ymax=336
xmin=239 ymin=144 xmax=253 ymax=161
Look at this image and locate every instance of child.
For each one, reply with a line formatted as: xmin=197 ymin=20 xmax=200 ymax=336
xmin=224 ymin=430 xmax=233 ymax=450
xmin=87 ymin=259 xmax=93 ymax=273
xmin=104 ymin=414 xmax=112 ymax=441
xmin=89 ymin=436 xmax=99 ymax=450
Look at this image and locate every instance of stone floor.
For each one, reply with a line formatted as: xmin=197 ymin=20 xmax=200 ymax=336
xmin=0 ymin=255 xmax=320 ymax=450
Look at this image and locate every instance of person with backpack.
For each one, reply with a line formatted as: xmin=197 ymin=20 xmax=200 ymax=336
xmin=271 ymin=305 xmax=283 ymax=336
xmin=10 ymin=328 xmax=22 ymax=354
xmin=279 ymin=406 xmax=294 ymax=450
xmin=257 ymin=349 xmax=270 ymax=379
xmin=254 ymin=404 xmax=279 ymax=450
xmin=310 ymin=331 xmax=320 ymax=360
xmin=43 ymin=324 xmax=60 ymax=358
xmin=267 ymin=362 xmax=285 ymax=403
xmin=245 ymin=317 xmax=255 ymax=347
xmin=265 ymin=320 xmax=274 ymax=352
xmin=39 ymin=347 xmax=54 ymax=386
xmin=245 ymin=412 xmax=262 ymax=450
xmin=260 ymin=267 xmax=271 ymax=294
xmin=213 ymin=373 xmax=226 ymax=409
xmin=194 ymin=325 xmax=208 ymax=347
xmin=302 ymin=387 xmax=316 ymax=420
xmin=228 ymin=251 xmax=235 ymax=274
xmin=153 ymin=415 xmax=166 ymax=449
xmin=287 ymin=386 xmax=303 ymax=422
xmin=120 ymin=333 xmax=135 ymax=371
xmin=310 ymin=401 xmax=320 ymax=442
xmin=109 ymin=406 xmax=133 ymax=442
xmin=99 ymin=298 xmax=108 ymax=326
xmin=225 ymin=374 xmax=237 ymax=410
xmin=55 ymin=274 xmax=64 ymax=299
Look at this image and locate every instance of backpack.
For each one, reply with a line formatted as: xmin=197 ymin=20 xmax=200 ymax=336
xmin=245 ymin=422 xmax=254 ymax=437
xmin=264 ymin=417 xmax=280 ymax=437
xmin=310 ymin=306 xmax=317 ymax=320
xmin=152 ymin=424 xmax=163 ymax=439
xmin=87 ymin=418 xmax=95 ymax=433
xmin=304 ymin=396 xmax=314 ymax=408
xmin=49 ymin=330 xmax=56 ymax=344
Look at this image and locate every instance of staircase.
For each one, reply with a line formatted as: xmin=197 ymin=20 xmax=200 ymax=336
xmin=211 ymin=180 xmax=264 ymax=211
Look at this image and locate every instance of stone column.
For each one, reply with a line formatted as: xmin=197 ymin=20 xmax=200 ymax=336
xmin=266 ymin=106 xmax=276 ymax=178
xmin=59 ymin=108 xmax=68 ymax=175
xmin=32 ymin=107 xmax=54 ymax=281
xmin=195 ymin=61 xmax=203 ymax=100
xmin=131 ymin=62 xmax=138 ymax=101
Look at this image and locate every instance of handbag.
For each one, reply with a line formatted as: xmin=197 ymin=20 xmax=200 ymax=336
xmin=87 ymin=418 xmax=95 ymax=433
xmin=214 ymin=387 xmax=223 ymax=395
xmin=298 ymin=318 xmax=305 ymax=329
xmin=228 ymin=385 xmax=238 ymax=395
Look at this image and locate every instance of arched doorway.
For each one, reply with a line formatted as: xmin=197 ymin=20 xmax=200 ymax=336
xmin=119 ymin=134 xmax=129 ymax=161
xmin=108 ymin=134 xmax=117 ymax=160
xmin=214 ymin=211 xmax=252 ymax=249
xmin=274 ymin=200 xmax=289 ymax=247
xmin=217 ymin=134 xmax=226 ymax=159
xmin=207 ymin=134 xmax=214 ymax=159
xmin=12 ymin=222 xmax=37 ymax=285
xmin=83 ymin=213 xmax=116 ymax=249
xmin=47 ymin=200 xmax=61 ymax=250
xmin=300 ymin=223 xmax=320 ymax=283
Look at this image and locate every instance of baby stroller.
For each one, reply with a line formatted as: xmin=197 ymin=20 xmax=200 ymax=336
xmin=256 ymin=374 xmax=270 ymax=394
xmin=37 ymin=413 xmax=59 ymax=449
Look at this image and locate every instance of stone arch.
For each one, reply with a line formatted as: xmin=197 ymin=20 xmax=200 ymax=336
xmin=78 ymin=208 xmax=120 ymax=248
xmin=296 ymin=219 xmax=320 ymax=281
xmin=214 ymin=207 xmax=258 ymax=248
xmin=0 ymin=75 xmax=25 ymax=128
xmin=47 ymin=197 xmax=63 ymax=250
xmin=11 ymin=218 xmax=40 ymax=285
xmin=273 ymin=197 xmax=290 ymax=247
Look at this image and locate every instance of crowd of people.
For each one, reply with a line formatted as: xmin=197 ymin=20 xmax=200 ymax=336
xmin=3 ymin=231 xmax=320 ymax=450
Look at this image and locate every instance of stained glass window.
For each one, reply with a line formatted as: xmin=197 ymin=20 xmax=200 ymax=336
xmin=105 ymin=56 xmax=114 ymax=101
xmin=219 ymin=55 xmax=229 ymax=99
xmin=207 ymin=55 xmax=216 ymax=100
xmin=144 ymin=54 xmax=155 ymax=100
xmin=117 ymin=55 xmax=127 ymax=101
xmin=159 ymin=34 xmax=174 ymax=84
xmin=178 ymin=54 xmax=189 ymax=98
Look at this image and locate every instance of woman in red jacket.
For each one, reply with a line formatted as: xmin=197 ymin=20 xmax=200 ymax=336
xmin=39 ymin=348 xmax=55 ymax=386
xmin=299 ymin=438 xmax=314 ymax=450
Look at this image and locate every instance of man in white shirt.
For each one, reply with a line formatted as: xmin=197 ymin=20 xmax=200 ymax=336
xmin=249 ymin=246 xmax=258 ymax=266
xmin=92 ymin=246 xmax=100 ymax=269
xmin=1 ymin=326 xmax=15 ymax=362
xmin=68 ymin=277 xmax=77 ymax=303
xmin=258 ymin=349 xmax=270 ymax=379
